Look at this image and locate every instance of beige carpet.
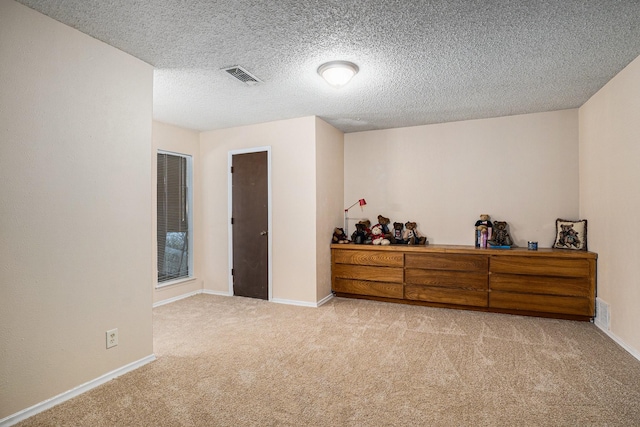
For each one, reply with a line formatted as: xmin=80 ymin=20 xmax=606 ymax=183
xmin=18 ymin=294 xmax=640 ymax=426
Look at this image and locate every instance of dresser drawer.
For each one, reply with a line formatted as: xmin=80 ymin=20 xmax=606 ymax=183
xmin=405 ymin=253 xmax=487 ymax=272
xmin=490 ymin=256 xmax=590 ymax=277
xmin=333 ymin=264 xmax=403 ymax=283
xmin=490 ymin=292 xmax=593 ymax=316
xmin=333 ymin=249 xmax=403 ymax=267
xmin=405 ymin=284 xmax=488 ymax=307
xmin=490 ymin=273 xmax=591 ymax=297
xmin=405 ymin=269 xmax=488 ymax=290
xmin=333 ymin=278 xmax=403 ymax=299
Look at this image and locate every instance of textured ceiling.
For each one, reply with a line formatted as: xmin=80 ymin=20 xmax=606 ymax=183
xmin=16 ymin=0 xmax=640 ymax=133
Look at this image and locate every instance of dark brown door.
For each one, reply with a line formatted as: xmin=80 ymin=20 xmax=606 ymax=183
xmin=232 ymin=151 xmax=269 ymax=299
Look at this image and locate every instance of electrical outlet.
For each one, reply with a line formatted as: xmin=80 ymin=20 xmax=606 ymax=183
xmin=106 ymin=328 xmax=118 ymax=349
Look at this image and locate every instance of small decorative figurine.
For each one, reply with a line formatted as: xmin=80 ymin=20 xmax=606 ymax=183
xmin=332 ymin=227 xmax=349 ymax=244
xmin=370 ymin=224 xmax=391 ymax=245
xmin=391 ymin=222 xmax=405 ymax=244
xmin=403 ymin=221 xmax=428 ymax=245
xmin=358 ymin=219 xmax=373 ymax=244
xmin=351 ymin=223 xmax=367 ymax=244
xmin=376 ymin=215 xmax=395 ymax=243
xmin=488 ymin=221 xmax=513 ymax=247
xmin=475 ymin=214 xmax=493 ymax=248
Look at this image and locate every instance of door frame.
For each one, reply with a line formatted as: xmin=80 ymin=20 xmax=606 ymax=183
xmin=227 ymin=146 xmax=273 ymax=300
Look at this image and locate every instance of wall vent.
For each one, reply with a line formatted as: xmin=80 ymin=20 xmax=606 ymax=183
xmin=595 ymin=297 xmax=610 ymax=330
xmin=222 ymin=66 xmax=262 ymax=86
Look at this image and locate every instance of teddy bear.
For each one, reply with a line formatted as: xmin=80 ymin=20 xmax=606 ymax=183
xmin=474 ymin=214 xmax=493 ymax=247
xmin=403 ymin=221 xmax=427 ymax=245
xmin=391 ymin=222 xmax=405 ymax=244
xmin=488 ymin=221 xmax=513 ymax=247
xmin=370 ymin=224 xmax=391 ymax=245
xmin=332 ymin=227 xmax=349 ymax=244
xmin=358 ymin=219 xmax=373 ymax=244
xmin=376 ymin=215 xmax=395 ymax=243
xmin=351 ymin=222 xmax=368 ymax=244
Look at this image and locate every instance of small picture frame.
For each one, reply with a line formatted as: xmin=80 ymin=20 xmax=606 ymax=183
xmin=553 ymin=218 xmax=587 ymax=251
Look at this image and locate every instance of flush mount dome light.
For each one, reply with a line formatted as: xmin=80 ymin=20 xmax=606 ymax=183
xmin=317 ymin=60 xmax=359 ymax=88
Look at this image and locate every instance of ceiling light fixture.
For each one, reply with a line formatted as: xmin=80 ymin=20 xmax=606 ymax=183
xmin=318 ymin=60 xmax=359 ymax=88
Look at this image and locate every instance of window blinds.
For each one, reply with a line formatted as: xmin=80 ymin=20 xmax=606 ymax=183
xmin=157 ymin=152 xmax=190 ymax=282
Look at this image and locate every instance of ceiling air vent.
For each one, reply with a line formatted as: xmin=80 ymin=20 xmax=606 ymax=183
xmin=222 ymin=65 xmax=262 ymax=86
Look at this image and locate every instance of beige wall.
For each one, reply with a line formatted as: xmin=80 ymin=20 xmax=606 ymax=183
xmin=314 ymin=118 xmax=345 ymax=302
xmin=3 ymin=0 xmax=637 ymax=419
xmin=0 ymin=0 xmax=154 ymax=420
xmin=199 ymin=117 xmax=320 ymax=304
xmin=579 ymin=55 xmax=640 ymax=355
xmin=344 ymin=110 xmax=579 ymax=247
xmin=152 ymin=121 xmax=204 ymax=305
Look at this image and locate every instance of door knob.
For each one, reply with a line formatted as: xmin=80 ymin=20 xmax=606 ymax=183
xmin=260 ymin=231 xmax=268 ymax=236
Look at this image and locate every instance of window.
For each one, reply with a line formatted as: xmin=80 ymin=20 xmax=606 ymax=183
xmin=157 ymin=151 xmax=192 ymax=284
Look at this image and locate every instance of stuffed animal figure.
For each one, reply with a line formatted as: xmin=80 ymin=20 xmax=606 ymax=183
xmin=358 ymin=219 xmax=373 ymax=244
xmin=391 ymin=222 xmax=405 ymax=244
xmin=332 ymin=227 xmax=349 ymax=244
xmin=403 ymin=221 xmax=427 ymax=245
xmin=370 ymin=224 xmax=391 ymax=245
xmin=488 ymin=221 xmax=513 ymax=247
xmin=377 ymin=215 xmax=395 ymax=242
xmin=475 ymin=214 xmax=493 ymax=247
xmin=351 ymin=223 xmax=368 ymax=244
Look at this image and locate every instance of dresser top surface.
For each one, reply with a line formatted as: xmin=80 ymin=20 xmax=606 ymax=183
xmin=330 ymin=243 xmax=597 ymax=259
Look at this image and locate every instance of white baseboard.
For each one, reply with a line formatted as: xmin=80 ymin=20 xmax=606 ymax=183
xmin=317 ymin=293 xmax=334 ymax=307
xmin=0 ymin=354 xmax=156 ymax=427
xmin=153 ymin=290 xmax=202 ymax=307
xmin=272 ymin=293 xmax=334 ymax=308
xmin=155 ymin=289 xmax=331 ymax=309
xmin=202 ymin=290 xmax=331 ymax=307
xmin=202 ymin=289 xmax=232 ymax=297
xmin=595 ymin=323 xmax=640 ymax=363
xmin=272 ymin=298 xmax=317 ymax=307
xmin=153 ymin=289 xmax=232 ymax=307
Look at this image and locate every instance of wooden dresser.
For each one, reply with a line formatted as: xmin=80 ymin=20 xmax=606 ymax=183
xmin=331 ymin=244 xmax=597 ymax=321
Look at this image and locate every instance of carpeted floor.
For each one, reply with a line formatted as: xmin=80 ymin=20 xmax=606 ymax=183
xmin=18 ymin=294 xmax=640 ymax=426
